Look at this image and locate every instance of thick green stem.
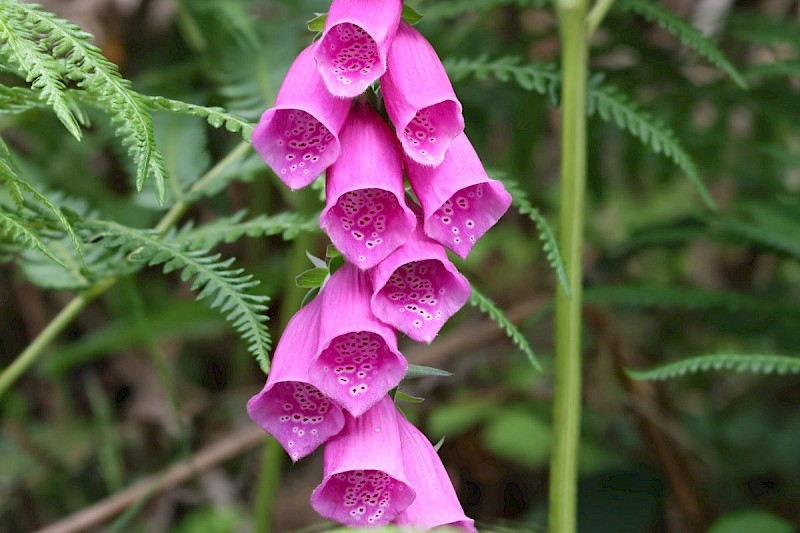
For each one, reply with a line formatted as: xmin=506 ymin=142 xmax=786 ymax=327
xmin=549 ymin=1 xmax=589 ymax=532
xmin=0 ymin=142 xmax=252 ymax=399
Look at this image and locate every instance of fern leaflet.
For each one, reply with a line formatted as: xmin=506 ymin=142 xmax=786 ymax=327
xmin=146 ymin=96 xmax=254 ymax=140
xmin=86 ymin=220 xmax=272 ymax=372
xmin=420 ymin=0 xmax=547 ymax=20
xmin=619 ymin=0 xmax=747 ymax=89
xmin=174 ymin=211 xmax=321 ymax=250
xmin=627 ymin=353 xmax=800 ymax=381
xmin=4 ymin=1 xmax=168 ymax=201
xmin=0 ymin=84 xmax=48 ymax=115
xmin=469 ymin=286 xmax=541 ymax=371
xmin=0 ymin=211 xmax=66 ymax=267
xmin=497 ymin=178 xmax=570 ymax=297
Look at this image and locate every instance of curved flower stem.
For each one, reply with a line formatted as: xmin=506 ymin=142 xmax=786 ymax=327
xmin=549 ymin=0 xmax=590 ymax=531
xmin=586 ymin=0 xmax=616 ymax=37
xmin=0 ymin=141 xmax=252 ymax=399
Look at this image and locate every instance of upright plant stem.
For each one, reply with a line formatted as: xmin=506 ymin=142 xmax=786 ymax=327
xmin=549 ymin=1 xmax=589 ymax=532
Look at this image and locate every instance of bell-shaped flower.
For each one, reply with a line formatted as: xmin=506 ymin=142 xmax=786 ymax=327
xmin=381 ymin=22 xmax=464 ymax=166
xmin=369 ymin=219 xmax=470 ymax=343
xmin=311 ymin=396 xmax=415 ymax=526
xmin=252 ymin=44 xmax=351 ymax=190
xmin=406 ymin=133 xmax=512 ymax=259
xmin=246 ymin=297 xmax=345 ymax=462
xmin=393 ymin=415 xmax=477 ymax=532
xmin=320 ymin=102 xmax=416 ymax=269
xmin=310 ymin=263 xmax=407 ymax=417
xmin=314 ymin=0 xmax=403 ymax=98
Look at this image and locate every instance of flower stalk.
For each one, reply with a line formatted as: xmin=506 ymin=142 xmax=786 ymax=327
xmin=549 ymin=0 xmax=590 ymax=531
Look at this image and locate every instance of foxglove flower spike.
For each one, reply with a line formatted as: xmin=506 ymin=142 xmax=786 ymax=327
xmin=311 ymin=396 xmax=415 ymax=526
xmin=369 ymin=220 xmax=471 ymax=343
xmin=320 ymin=102 xmax=416 ymax=269
xmin=406 ymin=133 xmax=513 ymax=258
xmin=315 ymin=0 xmax=403 ymax=98
xmin=393 ymin=415 xmax=477 ymax=532
xmin=246 ymin=297 xmax=345 ymax=462
xmin=252 ymin=44 xmax=351 ymax=190
xmin=381 ymin=22 xmax=465 ymax=166
xmin=310 ymin=263 xmax=407 ymax=417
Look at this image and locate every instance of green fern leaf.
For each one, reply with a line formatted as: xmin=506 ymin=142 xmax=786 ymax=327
xmin=0 ymin=6 xmax=83 ymax=139
xmin=619 ymin=0 xmax=747 ymax=89
xmin=421 ymin=0 xmax=547 ymax=20
xmin=0 ymin=84 xmax=48 ymax=115
xmin=86 ymin=220 xmax=272 ymax=372
xmin=745 ymin=60 xmax=800 ymax=81
xmin=0 ymin=210 xmax=66 ymax=267
xmin=497 ymin=178 xmax=570 ymax=297
xmin=5 ymin=1 xmax=168 ymax=201
xmin=627 ymin=353 xmax=800 ymax=381
xmin=469 ymin=286 xmax=541 ymax=371
xmin=146 ymin=96 xmax=254 ymax=140
xmin=174 ymin=211 xmax=321 ymax=250
xmin=715 ymin=201 xmax=800 ymax=259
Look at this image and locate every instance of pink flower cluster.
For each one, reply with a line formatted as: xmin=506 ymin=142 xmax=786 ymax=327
xmin=248 ymin=1 xmax=512 ymax=529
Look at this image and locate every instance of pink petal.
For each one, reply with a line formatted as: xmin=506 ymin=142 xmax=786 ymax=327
xmin=369 ymin=220 xmax=471 ymax=343
xmin=406 ymin=133 xmax=513 ymax=258
xmin=393 ymin=415 xmax=476 ymax=532
xmin=381 ymin=22 xmax=464 ymax=166
xmin=314 ymin=0 xmax=403 ymax=98
xmin=246 ymin=297 xmax=345 ymax=462
xmin=310 ymin=263 xmax=408 ymax=417
xmin=252 ymin=44 xmax=351 ymax=190
xmin=320 ymin=102 xmax=416 ymax=269
xmin=311 ymin=396 xmax=415 ymax=526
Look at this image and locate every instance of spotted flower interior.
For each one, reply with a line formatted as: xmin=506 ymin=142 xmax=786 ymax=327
xmin=316 ymin=469 xmax=413 ymax=526
xmin=400 ymin=101 xmax=462 ymax=166
xmin=317 ymin=23 xmax=382 ymax=97
xmin=372 ymin=259 xmax=470 ymax=343
xmin=322 ymin=188 xmax=411 ymax=268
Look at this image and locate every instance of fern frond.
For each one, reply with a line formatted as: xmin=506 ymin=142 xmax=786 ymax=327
xmin=0 ymin=210 xmax=66 ymax=267
xmin=86 ymin=220 xmax=272 ymax=372
xmin=146 ymin=96 xmax=254 ymax=140
xmin=497 ymin=178 xmax=570 ymax=296
xmin=5 ymin=1 xmax=168 ymax=201
xmin=627 ymin=354 xmax=800 ymax=381
xmin=619 ymin=0 xmax=747 ymax=89
xmin=0 ymin=6 xmax=83 ymax=139
xmin=589 ymin=84 xmax=716 ymax=210
xmin=420 ymin=0 xmax=547 ymax=20
xmin=745 ymin=60 xmax=800 ymax=81
xmin=174 ymin=211 xmax=321 ymax=250
xmin=716 ymin=201 xmax=800 ymax=259
xmin=0 ymin=84 xmax=47 ymax=115
xmin=469 ymin=287 xmax=541 ymax=371
xmin=445 ymin=57 xmax=715 ymax=209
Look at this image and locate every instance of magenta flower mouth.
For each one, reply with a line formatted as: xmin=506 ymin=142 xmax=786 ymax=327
xmin=314 ymin=469 xmax=412 ymax=526
xmin=400 ymin=100 xmax=462 ymax=166
xmin=249 ymin=381 xmax=344 ymax=462
xmin=317 ymin=23 xmax=382 ymax=97
xmin=312 ymin=331 xmax=406 ymax=417
xmin=372 ymin=259 xmax=468 ymax=342
xmin=322 ymin=187 xmax=413 ymax=268
xmin=257 ymin=109 xmax=337 ymax=188
xmin=426 ymin=182 xmax=510 ymax=258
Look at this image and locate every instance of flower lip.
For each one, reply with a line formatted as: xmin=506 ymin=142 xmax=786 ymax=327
xmin=320 ymin=102 xmax=416 ymax=269
xmin=252 ymin=44 xmax=351 ymax=190
xmin=310 ymin=263 xmax=408 ymax=417
xmin=369 ymin=221 xmax=471 ymax=344
xmin=246 ymin=297 xmax=345 ymax=462
xmin=314 ymin=0 xmax=403 ymax=98
xmin=406 ymin=133 xmax=513 ymax=258
xmin=311 ymin=396 xmax=415 ymax=526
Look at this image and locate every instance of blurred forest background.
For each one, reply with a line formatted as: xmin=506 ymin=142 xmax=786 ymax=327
xmin=1 ymin=0 xmax=800 ymax=531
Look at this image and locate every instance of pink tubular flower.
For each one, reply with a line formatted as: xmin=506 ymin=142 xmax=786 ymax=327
xmin=314 ymin=0 xmax=403 ymax=98
xmin=310 ymin=263 xmax=407 ymax=417
xmin=246 ymin=297 xmax=345 ymax=462
xmin=252 ymin=44 xmax=351 ymax=190
xmin=320 ymin=102 xmax=416 ymax=269
xmin=393 ymin=415 xmax=476 ymax=532
xmin=381 ymin=22 xmax=465 ymax=166
xmin=311 ymin=396 xmax=415 ymax=526
xmin=369 ymin=221 xmax=470 ymax=343
xmin=406 ymin=133 xmax=513 ymax=259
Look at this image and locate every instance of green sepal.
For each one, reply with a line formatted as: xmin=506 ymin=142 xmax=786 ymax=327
xmin=404 ymin=364 xmax=453 ymax=379
xmin=295 ymin=267 xmax=329 ymax=289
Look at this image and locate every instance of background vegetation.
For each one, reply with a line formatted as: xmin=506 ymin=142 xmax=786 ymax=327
xmin=1 ymin=0 xmax=799 ymax=531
